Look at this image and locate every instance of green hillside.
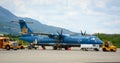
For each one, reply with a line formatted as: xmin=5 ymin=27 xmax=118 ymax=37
xmin=95 ymin=33 xmax=120 ymax=48
xmin=0 ymin=6 xmax=74 ymax=34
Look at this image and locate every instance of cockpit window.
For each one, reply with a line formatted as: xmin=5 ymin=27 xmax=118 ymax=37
xmin=91 ymin=37 xmax=95 ymax=40
xmin=4 ymin=39 xmax=9 ymax=42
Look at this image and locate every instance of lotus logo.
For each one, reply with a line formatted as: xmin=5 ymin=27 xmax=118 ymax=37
xmin=22 ymin=26 xmax=28 ymax=34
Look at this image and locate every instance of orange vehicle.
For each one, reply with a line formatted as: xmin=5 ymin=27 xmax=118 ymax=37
xmin=0 ymin=37 xmax=24 ymax=50
xmin=102 ymin=41 xmax=117 ymax=52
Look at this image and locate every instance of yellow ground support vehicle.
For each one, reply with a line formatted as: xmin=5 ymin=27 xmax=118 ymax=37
xmin=0 ymin=37 xmax=24 ymax=50
xmin=102 ymin=41 xmax=117 ymax=52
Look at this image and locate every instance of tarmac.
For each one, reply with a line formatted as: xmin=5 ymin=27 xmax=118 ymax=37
xmin=0 ymin=47 xmax=120 ymax=63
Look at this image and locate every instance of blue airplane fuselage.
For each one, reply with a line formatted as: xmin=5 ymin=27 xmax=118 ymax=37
xmin=19 ymin=34 xmax=103 ymax=45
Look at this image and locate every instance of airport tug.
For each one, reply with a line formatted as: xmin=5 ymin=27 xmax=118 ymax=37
xmin=102 ymin=41 xmax=117 ymax=52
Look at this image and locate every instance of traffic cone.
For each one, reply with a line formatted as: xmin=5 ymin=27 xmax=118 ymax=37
xmin=41 ymin=46 xmax=45 ymax=50
xmin=67 ymin=47 xmax=71 ymax=51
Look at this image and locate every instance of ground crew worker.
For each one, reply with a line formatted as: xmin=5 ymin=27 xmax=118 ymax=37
xmin=104 ymin=41 xmax=109 ymax=47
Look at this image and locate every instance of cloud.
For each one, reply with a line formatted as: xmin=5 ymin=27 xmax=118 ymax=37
xmin=0 ymin=0 xmax=7 ymax=4
xmin=103 ymin=20 xmax=120 ymax=26
xmin=95 ymin=0 xmax=106 ymax=8
xmin=0 ymin=0 xmax=120 ymax=34
xmin=29 ymin=0 xmax=57 ymax=5
xmin=72 ymin=0 xmax=92 ymax=10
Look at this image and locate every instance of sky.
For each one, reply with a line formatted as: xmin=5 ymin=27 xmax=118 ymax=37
xmin=0 ymin=0 xmax=120 ymax=34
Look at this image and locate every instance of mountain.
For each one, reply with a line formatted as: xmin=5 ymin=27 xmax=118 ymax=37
xmin=0 ymin=6 xmax=74 ymax=34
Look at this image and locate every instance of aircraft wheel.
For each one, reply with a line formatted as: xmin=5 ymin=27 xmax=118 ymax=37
xmin=41 ymin=45 xmax=46 ymax=50
xmin=64 ymin=46 xmax=68 ymax=50
xmin=5 ymin=45 xmax=10 ymax=50
xmin=53 ymin=46 xmax=57 ymax=50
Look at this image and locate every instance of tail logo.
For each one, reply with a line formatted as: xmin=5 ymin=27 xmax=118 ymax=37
xmin=22 ymin=26 xmax=28 ymax=34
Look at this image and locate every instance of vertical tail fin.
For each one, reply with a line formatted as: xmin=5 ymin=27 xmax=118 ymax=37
xmin=19 ymin=20 xmax=33 ymax=34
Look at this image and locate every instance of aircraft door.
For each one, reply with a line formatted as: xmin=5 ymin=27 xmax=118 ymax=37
xmin=34 ymin=39 xmax=38 ymax=44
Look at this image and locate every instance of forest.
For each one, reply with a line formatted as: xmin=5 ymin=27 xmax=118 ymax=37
xmin=94 ymin=33 xmax=120 ymax=48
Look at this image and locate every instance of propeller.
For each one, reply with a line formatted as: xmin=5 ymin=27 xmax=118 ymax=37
xmin=81 ymin=30 xmax=86 ymax=36
xmin=57 ymin=29 xmax=63 ymax=40
xmin=55 ymin=29 xmax=64 ymax=50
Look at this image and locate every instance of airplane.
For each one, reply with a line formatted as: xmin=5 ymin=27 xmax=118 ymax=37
xmin=12 ymin=20 xmax=103 ymax=51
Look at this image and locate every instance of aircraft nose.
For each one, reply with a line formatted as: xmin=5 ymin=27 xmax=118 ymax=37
xmin=98 ymin=40 xmax=103 ymax=44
